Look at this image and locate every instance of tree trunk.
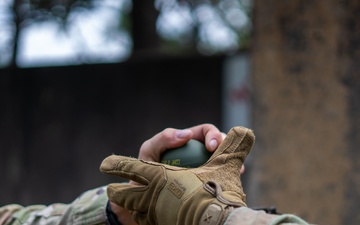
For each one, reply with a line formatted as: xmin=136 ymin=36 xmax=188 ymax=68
xmin=9 ymin=0 xmax=23 ymax=69
xmin=249 ymin=1 xmax=360 ymax=225
xmin=130 ymin=0 xmax=160 ymax=57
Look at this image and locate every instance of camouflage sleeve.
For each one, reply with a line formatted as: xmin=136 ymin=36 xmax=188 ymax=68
xmin=0 ymin=186 xmax=109 ymax=225
xmin=224 ymin=207 xmax=311 ymax=225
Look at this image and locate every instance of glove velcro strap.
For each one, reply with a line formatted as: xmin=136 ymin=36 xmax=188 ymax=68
xmin=199 ymin=202 xmax=235 ymax=225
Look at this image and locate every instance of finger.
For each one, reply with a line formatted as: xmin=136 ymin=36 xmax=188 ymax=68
xmin=187 ymin=123 xmax=224 ymax=152
xmin=107 ymin=183 xmax=150 ymax=213
xmin=101 ymin=155 xmax=167 ymax=212
xmin=221 ymin=132 xmax=227 ymax=140
xmin=240 ymin=165 xmax=245 ymax=174
xmin=100 ymin=155 xmax=162 ymax=184
xmin=138 ymin=128 xmax=193 ymax=162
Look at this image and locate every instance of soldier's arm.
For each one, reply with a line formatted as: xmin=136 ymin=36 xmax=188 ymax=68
xmin=0 ymin=186 xmax=110 ymax=225
xmin=224 ymin=207 xmax=310 ymax=225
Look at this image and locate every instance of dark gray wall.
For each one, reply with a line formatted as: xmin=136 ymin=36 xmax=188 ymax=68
xmin=0 ymin=55 xmax=224 ymax=205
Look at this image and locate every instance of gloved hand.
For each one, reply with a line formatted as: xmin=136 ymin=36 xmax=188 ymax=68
xmin=100 ymin=126 xmax=255 ymax=225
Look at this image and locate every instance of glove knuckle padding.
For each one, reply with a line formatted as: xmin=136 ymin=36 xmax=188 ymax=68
xmin=100 ymin=126 xmax=255 ymax=225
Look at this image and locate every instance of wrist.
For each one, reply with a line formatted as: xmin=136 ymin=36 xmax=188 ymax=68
xmin=108 ymin=201 xmax=137 ymax=225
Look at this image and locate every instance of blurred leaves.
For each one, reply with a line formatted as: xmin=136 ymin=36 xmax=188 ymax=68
xmin=156 ymin=0 xmax=253 ymax=55
xmin=2 ymin=0 xmax=131 ymax=68
xmin=0 ymin=0 xmax=252 ymax=68
xmin=3 ymin=0 xmax=98 ymax=68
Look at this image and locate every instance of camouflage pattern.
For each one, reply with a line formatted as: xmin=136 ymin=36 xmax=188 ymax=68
xmin=224 ymin=207 xmax=311 ymax=225
xmin=0 ymin=186 xmax=108 ymax=225
xmin=0 ymin=185 xmax=311 ymax=225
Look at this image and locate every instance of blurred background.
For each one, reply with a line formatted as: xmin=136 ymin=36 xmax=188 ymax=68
xmin=0 ymin=0 xmax=359 ymax=224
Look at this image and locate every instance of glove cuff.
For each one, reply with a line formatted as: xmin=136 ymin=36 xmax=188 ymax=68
xmin=106 ymin=201 xmax=122 ymax=225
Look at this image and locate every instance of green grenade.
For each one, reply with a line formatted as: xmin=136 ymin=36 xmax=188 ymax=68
xmin=160 ymin=139 xmax=213 ymax=168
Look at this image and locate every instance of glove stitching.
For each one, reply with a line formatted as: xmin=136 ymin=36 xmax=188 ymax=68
xmin=150 ymin=166 xmax=168 ymax=225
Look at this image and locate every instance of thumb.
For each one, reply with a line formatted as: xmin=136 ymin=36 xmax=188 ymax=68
xmin=206 ymin=126 xmax=255 ymax=166
xmin=192 ymin=126 xmax=255 ymax=199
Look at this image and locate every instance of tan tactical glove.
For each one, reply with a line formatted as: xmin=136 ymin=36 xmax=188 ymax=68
xmin=100 ymin=126 xmax=255 ymax=225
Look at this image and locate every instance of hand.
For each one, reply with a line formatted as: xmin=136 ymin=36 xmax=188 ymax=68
xmin=138 ymin=123 xmax=245 ymax=174
xmin=109 ymin=123 xmax=238 ymax=225
xmin=102 ymin=126 xmax=254 ymax=225
xmin=138 ymin=123 xmax=225 ymax=162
